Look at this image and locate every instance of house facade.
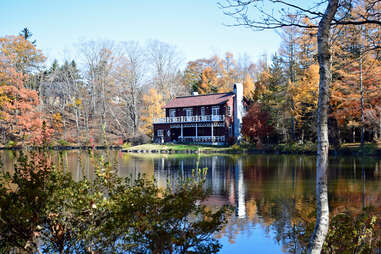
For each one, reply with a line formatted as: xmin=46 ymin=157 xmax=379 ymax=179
xmin=153 ymin=83 xmax=244 ymax=145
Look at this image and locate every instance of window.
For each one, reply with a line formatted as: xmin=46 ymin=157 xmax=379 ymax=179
xmin=169 ymin=109 xmax=176 ymax=117
xmin=201 ymin=107 xmax=205 ymax=116
xmin=212 ymin=106 xmax=219 ymax=116
xmin=167 ymin=130 xmax=171 ymax=137
xmin=185 ymin=108 xmax=192 ymax=116
xmin=227 ymin=106 xmax=231 ymax=116
xmin=157 ymin=130 xmax=163 ymax=137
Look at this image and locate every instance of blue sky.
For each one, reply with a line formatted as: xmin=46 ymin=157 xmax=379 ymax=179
xmin=1 ymin=0 xmax=281 ymax=66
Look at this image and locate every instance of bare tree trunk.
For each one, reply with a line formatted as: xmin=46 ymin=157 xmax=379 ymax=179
xmin=359 ymin=34 xmax=365 ymax=148
xmin=62 ymin=118 xmax=66 ymax=140
xmin=75 ymin=107 xmax=80 ymax=145
xmin=307 ymin=0 xmax=339 ymax=253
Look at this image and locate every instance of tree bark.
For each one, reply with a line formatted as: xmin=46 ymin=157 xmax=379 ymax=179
xmin=359 ymin=29 xmax=365 ymax=148
xmin=307 ymin=0 xmax=338 ymax=253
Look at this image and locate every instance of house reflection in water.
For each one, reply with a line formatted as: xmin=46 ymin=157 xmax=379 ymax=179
xmin=153 ymin=156 xmax=247 ymax=218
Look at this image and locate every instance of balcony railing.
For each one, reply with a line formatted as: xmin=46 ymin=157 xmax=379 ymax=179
xmin=178 ymin=136 xmax=225 ymax=143
xmin=153 ymin=115 xmax=225 ymax=124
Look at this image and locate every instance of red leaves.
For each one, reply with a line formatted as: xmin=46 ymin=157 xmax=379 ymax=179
xmin=242 ymin=103 xmax=274 ymax=142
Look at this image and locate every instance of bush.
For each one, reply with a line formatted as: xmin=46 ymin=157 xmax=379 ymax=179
xmin=323 ymin=209 xmax=381 ymax=253
xmin=128 ymin=134 xmax=151 ymax=146
xmin=5 ymin=140 xmax=16 ymax=148
xmin=57 ymin=139 xmax=69 ymax=146
xmin=0 ymin=150 xmax=230 ymax=254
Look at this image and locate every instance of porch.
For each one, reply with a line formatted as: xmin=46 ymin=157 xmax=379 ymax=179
xmin=178 ymin=136 xmax=225 ymax=144
xmin=168 ymin=123 xmax=227 ymax=145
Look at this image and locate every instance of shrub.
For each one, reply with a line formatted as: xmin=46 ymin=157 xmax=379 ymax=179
xmin=0 ymin=150 xmax=230 ymax=254
xmin=128 ymin=134 xmax=151 ymax=146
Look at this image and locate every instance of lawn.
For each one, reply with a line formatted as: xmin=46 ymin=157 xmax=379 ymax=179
xmin=125 ymin=143 xmax=242 ymax=152
xmin=125 ymin=141 xmax=381 ymax=155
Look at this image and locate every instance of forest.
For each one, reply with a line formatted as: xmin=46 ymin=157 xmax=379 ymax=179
xmin=0 ymin=10 xmax=380 ymax=148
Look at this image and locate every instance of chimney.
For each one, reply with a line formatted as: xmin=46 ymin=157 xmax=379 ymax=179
xmin=233 ymin=83 xmax=243 ymax=142
xmin=192 ymin=91 xmax=199 ymax=96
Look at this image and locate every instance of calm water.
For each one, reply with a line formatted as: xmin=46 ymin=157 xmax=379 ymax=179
xmin=1 ymin=151 xmax=381 ymax=253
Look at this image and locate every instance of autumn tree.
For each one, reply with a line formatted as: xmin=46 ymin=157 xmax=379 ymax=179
xmin=220 ymin=0 xmax=381 ymax=252
xmin=0 ymin=35 xmax=44 ymax=74
xmin=242 ymin=103 xmax=274 ymax=144
xmin=140 ymin=88 xmax=165 ymax=137
xmin=243 ymin=73 xmax=255 ymax=100
xmin=183 ymin=53 xmax=242 ymax=94
xmin=289 ymin=64 xmax=320 ymax=142
xmin=0 ymin=35 xmax=49 ymax=145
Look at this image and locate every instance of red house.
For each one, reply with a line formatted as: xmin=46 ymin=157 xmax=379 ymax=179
xmin=153 ymin=83 xmax=244 ymax=145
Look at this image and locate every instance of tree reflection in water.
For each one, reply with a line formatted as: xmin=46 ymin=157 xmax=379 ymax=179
xmin=152 ymin=154 xmax=381 ymax=253
xmin=1 ymin=152 xmax=380 ymax=252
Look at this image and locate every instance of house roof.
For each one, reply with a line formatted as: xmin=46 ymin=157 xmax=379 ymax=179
xmin=164 ymin=92 xmax=234 ymax=109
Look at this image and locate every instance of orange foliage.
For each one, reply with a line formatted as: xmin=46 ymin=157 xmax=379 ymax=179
xmin=0 ymin=35 xmax=52 ymax=145
xmin=184 ymin=53 xmax=241 ymax=94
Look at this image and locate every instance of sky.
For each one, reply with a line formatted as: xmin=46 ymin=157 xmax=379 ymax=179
xmin=1 ymin=0 xmax=282 ymax=67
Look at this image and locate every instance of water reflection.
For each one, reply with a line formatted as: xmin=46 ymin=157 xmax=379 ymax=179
xmin=150 ymin=154 xmax=381 ymax=253
xmin=1 ymin=151 xmax=380 ymax=253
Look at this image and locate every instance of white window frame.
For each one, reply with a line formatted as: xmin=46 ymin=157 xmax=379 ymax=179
xmin=201 ymin=107 xmax=205 ymax=116
xmin=185 ymin=108 xmax=193 ymax=116
xmin=212 ymin=106 xmax=219 ymax=116
xmin=169 ymin=109 xmax=176 ymax=117
xmin=157 ymin=130 xmax=164 ymax=137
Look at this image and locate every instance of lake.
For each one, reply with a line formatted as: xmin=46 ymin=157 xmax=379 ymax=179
xmin=1 ymin=151 xmax=381 ymax=253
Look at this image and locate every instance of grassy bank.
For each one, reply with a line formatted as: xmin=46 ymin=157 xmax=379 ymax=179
xmin=125 ymin=142 xmax=381 ymax=156
xmin=124 ymin=143 xmax=242 ymax=153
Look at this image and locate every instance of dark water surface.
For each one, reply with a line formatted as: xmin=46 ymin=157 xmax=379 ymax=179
xmin=1 ymin=151 xmax=381 ymax=253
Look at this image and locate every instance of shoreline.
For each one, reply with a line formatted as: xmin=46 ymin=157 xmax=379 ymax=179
xmin=1 ymin=143 xmax=379 ymax=156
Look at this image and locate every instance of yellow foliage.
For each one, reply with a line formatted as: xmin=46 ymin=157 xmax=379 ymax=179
xmin=74 ymin=98 xmax=82 ymax=106
xmin=243 ymin=73 xmax=255 ymax=100
xmin=140 ymin=88 xmax=165 ymax=137
xmin=288 ymin=64 xmax=319 ymax=125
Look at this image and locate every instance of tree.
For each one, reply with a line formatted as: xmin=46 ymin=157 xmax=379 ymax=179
xmin=42 ymin=59 xmax=83 ymax=143
xmin=113 ymin=41 xmax=145 ymax=137
xmin=0 ymin=35 xmax=50 ymax=145
xmin=19 ymin=27 xmax=36 ymax=45
xmin=242 ymin=103 xmax=274 ymax=144
xmin=0 ymin=35 xmax=44 ymax=74
xmin=243 ymin=73 xmax=255 ymax=100
xmin=146 ymin=40 xmax=184 ymax=99
xmin=140 ymin=88 xmax=165 ymax=137
xmin=183 ymin=53 xmax=242 ymax=95
xmin=80 ymin=40 xmax=119 ymax=142
xmin=219 ymin=0 xmax=381 ymax=252
xmin=289 ymin=64 xmax=320 ymax=142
